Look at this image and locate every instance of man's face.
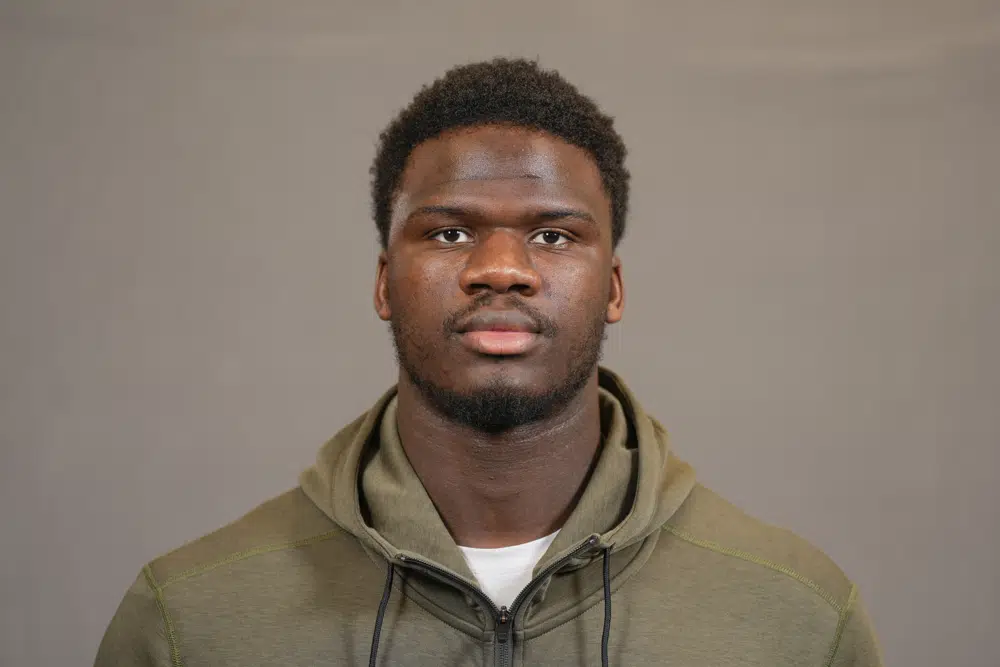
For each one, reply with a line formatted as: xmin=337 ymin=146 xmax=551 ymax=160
xmin=375 ymin=125 xmax=624 ymax=431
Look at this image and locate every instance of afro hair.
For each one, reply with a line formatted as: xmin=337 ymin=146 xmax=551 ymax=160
xmin=370 ymin=58 xmax=630 ymax=249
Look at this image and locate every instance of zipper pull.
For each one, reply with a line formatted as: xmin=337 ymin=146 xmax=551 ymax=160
xmin=496 ymin=606 xmax=512 ymax=644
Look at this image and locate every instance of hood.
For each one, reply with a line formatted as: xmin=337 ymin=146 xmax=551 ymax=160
xmin=300 ymin=366 xmax=696 ymax=587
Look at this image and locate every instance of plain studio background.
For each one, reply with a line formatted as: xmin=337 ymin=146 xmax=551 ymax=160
xmin=1 ymin=1 xmax=998 ymax=665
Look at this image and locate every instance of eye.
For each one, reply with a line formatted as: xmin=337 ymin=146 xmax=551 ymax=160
xmin=530 ymin=230 xmax=571 ymax=247
xmin=430 ymin=228 xmax=473 ymax=244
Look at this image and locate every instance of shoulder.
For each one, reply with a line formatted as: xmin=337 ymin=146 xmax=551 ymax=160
xmin=143 ymin=487 xmax=357 ymax=591
xmin=663 ymin=483 xmax=855 ymax=613
xmin=97 ymin=489 xmax=380 ymax=665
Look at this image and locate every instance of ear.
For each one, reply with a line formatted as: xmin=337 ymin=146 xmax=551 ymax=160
xmin=374 ymin=251 xmax=392 ymax=321
xmin=606 ymin=255 xmax=624 ymax=324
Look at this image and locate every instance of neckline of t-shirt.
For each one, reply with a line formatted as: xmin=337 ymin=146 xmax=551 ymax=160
xmin=457 ymin=530 xmax=560 ymax=556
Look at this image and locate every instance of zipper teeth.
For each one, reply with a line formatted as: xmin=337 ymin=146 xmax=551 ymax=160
xmin=397 ymin=535 xmax=599 ymax=626
xmin=507 ymin=536 xmax=598 ymax=615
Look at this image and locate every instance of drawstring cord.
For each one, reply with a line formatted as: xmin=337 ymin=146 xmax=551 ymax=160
xmin=601 ymin=546 xmax=613 ymax=667
xmin=369 ymin=547 xmax=613 ymax=666
xmin=368 ymin=562 xmax=395 ymax=667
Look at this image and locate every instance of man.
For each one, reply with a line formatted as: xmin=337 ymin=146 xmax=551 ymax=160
xmin=96 ymin=58 xmax=882 ymax=667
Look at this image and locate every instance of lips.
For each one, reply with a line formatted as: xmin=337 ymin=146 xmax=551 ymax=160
xmin=456 ymin=310 xmax=543 ymax=356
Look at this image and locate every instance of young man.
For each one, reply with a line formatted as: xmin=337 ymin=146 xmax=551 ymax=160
xmin=96 ymin=59 xmax=882 ymax=667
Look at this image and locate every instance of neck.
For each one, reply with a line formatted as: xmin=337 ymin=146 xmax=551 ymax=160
xmin=395 ymin=372 xmax=604 ymax=549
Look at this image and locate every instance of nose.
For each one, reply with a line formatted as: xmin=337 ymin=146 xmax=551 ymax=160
xmin=459 ymin=229 xmax=542 ymax=297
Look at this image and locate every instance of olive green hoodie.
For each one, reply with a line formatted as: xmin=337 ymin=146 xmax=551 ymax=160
xmin=96 ymin=367 xmax=882 ymax=666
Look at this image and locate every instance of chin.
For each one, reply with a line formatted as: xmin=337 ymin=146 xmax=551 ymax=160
xmin=405 ymin=360 xmax=571 ymax=431
xmin=450 ymin=358 xmax=552 ymax=391
xmin=430 ymin=381 xmax=560 ymax=431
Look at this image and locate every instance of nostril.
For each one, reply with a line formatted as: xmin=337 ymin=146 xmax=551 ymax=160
xmin=467 ymin=281 xmax=534 ymax=296
xmin=460 ymin=251 xmax=542 ymax=295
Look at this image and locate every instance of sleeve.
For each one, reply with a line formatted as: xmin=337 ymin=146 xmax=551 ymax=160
xmin=94 ymin=566 xmax=178 ymax=667
xmin=827 ymin=586 xmax=884 ymax=667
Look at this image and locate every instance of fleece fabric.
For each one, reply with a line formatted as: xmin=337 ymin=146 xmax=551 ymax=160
xmin=95 ymin=367 xmax=882 ymax=666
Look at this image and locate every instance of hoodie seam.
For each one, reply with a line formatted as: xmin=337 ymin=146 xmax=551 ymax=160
xmin=522 ymin=550 xmax=643 ymax=640
xmin=521 ymin=534 xmax=658 ymax=641
xmin=823 ymin=583 xmax=857 ymax=667
xmin=143 ymin=565 xmax=183 ymax=667
xmin=392 ymin=566 xmax=491 ymax=638
xmin=662 ymin=525 xmax=844 ymax=612
xmin=159 ymin=529 xmax=342 ymax=589
xmin=400 ymin=582 xmax=487 ymax=637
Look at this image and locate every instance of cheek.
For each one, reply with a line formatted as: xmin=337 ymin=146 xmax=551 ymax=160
xmin=388 ymin=257 xmax=454 ymax=318
xmin=544 ymin=261 xmax=608 ymax=312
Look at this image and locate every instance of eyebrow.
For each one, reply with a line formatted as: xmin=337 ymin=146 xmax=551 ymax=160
xmin=408 ymin=205 xmax=597 ymax=225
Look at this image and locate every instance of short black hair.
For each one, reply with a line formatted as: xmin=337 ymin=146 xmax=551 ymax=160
xmin=370 ymin=58 xmax=630 ymax=249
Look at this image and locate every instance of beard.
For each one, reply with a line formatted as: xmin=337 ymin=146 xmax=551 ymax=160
xmin=389 ymin=304 xmax=607 ymax=433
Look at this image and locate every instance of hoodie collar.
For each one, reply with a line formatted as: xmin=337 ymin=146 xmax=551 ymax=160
xmin=300 ymin=366 xmax=695 ymax=585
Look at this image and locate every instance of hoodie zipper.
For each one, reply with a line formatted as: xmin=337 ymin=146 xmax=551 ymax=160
xmin=398 ymin=535 xmax=600 ymax=667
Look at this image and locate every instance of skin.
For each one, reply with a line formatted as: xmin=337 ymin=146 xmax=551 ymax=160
xmin=374 ymin=125 xmax=624 ymax=548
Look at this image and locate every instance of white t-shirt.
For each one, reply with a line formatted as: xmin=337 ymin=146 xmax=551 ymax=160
xmin=458 ymin=531 xmax=560 ymax=609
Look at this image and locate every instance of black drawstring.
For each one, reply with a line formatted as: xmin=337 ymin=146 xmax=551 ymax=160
xmin=369 ymin=550 xmax=612 ymax=666
xmin=601 ymin=546 xmax=613 ymax=667
xmin=368 ymin=562 xmax=395 ymax=667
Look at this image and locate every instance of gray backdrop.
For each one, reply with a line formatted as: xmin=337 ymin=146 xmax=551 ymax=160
xmin=2 ymin=2 xmax=998 ymax=666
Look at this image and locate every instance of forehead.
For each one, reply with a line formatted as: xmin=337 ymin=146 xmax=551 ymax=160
xmin=393 ymin=125 xmax=609 ymax=219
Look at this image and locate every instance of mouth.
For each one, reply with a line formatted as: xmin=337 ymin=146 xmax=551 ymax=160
xmin=456 ymin=310 xmax=544 ymax=357
xmin=460 ymin=330 xmax=541 ymax=356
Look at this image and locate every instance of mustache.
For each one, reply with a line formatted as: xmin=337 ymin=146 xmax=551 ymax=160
xmin=444 ymin=295 xmax=558 ymax=338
